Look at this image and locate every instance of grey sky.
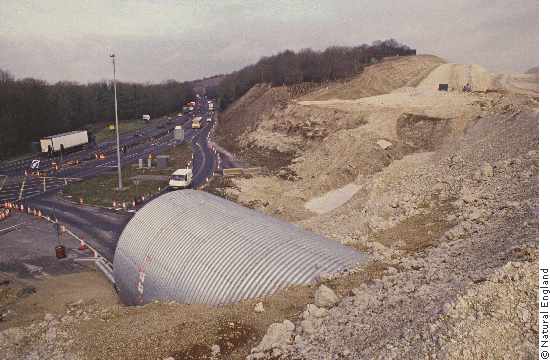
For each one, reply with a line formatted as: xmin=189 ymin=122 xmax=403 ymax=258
xmin=0 ymin=0 xmax=538 ymax=83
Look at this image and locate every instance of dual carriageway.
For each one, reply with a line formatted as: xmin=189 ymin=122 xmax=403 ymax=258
xmin=0 ymin=97 xmax=220 ymax=260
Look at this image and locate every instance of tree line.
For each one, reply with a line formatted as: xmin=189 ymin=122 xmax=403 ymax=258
xmin=217 ymin=39 xmax=415 ymax=110
xmin=0 ymin=69 xmax=194 ymax=159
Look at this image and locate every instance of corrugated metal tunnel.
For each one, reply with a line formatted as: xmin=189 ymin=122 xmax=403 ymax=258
xmin=113 ymin=190 xmax=365 ymax=305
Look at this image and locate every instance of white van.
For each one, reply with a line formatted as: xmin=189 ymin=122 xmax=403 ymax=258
xmin=168 ymin=168 xmax=193 ymax=189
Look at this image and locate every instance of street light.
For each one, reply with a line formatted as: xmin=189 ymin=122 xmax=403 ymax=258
xmin=110 ymin=53 xmax=123 ymax=190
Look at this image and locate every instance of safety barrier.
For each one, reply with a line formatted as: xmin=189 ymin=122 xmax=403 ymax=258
xmin=0 ymin=208 xmax=10 ymax=221
xmin=223 ymin=167 xmax=266 ymax=177
xmin=222 ymin=168 xmax=244 ymax=177
xmin=110 ymin=192 xmax=154 ymax=211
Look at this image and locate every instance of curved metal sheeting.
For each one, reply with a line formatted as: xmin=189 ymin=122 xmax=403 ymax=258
xmin=113 ymin=190 xmax=365 ymax=305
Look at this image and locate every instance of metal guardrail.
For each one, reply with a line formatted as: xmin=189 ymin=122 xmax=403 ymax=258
xmin=222 ymin=167 xmax=266 ymax=177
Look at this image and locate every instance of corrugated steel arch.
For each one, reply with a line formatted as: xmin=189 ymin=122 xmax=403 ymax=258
xmin=113 ymin=190 xmax=365 ymax=305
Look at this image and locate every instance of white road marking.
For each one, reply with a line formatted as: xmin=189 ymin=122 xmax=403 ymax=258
xmin=18 ymin=178 xmax=26 ymax=200
xmin=0 ymin=175 xmax=6 ymax=191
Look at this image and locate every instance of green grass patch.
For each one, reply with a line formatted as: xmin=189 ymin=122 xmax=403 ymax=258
xmin=63 ymin=142 xmax=192 ymax=207
xmin=92 ymin=119 xmax=149 ymax=144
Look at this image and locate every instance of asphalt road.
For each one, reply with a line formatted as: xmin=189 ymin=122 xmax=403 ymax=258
xmin=0 ymin=96 xmax=219 ymax=261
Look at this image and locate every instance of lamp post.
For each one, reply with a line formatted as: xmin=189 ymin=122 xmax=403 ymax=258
xmin=110 ymin=53 xmax=123 ymax=190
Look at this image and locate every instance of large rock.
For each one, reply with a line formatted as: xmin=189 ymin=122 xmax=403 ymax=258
xmin=300 ymin=319 xmax=317 ymax=335
xmin=252 ymin=320 xmax=295 ymax=353
xmin=377 ymin=139 xmax=393 ymax=150
xmin=314 ymin=285 xmax=340 ymax=308
xmin=480 ymin=162 xmax=494 ymax=177
xmin=254 ymin=302 xmax=265 ymax=313
xmin=303 ymin=304 xmax=329 ymax=319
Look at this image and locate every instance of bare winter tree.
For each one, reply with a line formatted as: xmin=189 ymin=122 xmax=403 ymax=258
xmin=217 ymin=39 xmax=415 ymax=109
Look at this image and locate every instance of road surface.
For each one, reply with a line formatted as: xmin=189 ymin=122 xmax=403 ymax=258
xmin=0 ymin=96 xmax=219 ymax=261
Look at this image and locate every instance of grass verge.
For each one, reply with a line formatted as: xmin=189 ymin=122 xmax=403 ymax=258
xmin=91 ymin=119 xmax=149 ymax=144
xmin=63 ymin=142 xmax=192 ymax=207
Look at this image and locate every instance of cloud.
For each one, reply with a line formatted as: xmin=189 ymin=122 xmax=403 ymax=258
xmin=0 ymin=0 xmax=538 ymax=82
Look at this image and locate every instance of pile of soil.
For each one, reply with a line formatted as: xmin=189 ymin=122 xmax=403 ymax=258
xmin=300 ymin=55 xmax=445 ymax=101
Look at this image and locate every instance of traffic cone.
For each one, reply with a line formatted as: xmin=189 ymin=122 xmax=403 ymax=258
xmin=37 ymin=210 xmax=42 ymax=217
xmin=122 ymin=202 xmax=127 ymax=209
xmin=79 ymin=198 xmax=84 ymax=205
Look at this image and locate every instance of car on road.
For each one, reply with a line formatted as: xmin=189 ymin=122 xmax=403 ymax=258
xmin=192 ymin=117 xmax=202 ymax=129
xmin=206 ymin=118 xmax=212 ymax=122
xmin=177 ymin=113 xmax=183 ymax=117
xmin=168 ymin=168 xmax=193 ymax=189
xmin=95 ymin=151 xmax=106 ymax=160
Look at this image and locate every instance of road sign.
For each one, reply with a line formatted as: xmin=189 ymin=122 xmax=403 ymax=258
xmin=30 ymin=160 xmax=40 ymax=169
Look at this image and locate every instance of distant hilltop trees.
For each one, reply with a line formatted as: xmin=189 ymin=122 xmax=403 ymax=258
xmin=0 ymin=69 xmax=194 ymax=159
xmin=217 ymin=39 xmax=415 ymax=109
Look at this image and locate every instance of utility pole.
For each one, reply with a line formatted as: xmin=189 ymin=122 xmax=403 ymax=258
xmin=110 ymin=53 xmax=123 ymax=190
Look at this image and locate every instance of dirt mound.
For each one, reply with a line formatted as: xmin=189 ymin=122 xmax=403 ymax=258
xmin=301 ymin=55 xmax=445 ymax=101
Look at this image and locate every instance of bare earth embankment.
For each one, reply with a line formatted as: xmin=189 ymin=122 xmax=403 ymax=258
xmin=0 ymin=56 xmax=539 ymax=359
xmin=215 ymin=58 xmax=539 ymax=359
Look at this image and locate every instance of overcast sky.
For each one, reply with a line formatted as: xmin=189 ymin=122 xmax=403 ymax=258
xmin=0 ymin=0 xmax=538 ymax=83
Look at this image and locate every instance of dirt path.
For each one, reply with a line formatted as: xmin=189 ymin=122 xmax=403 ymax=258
xmin=304 ymin=183 xmax=362 ymax=215
xmin=417 ymin=63 xmax=493 ymax=91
